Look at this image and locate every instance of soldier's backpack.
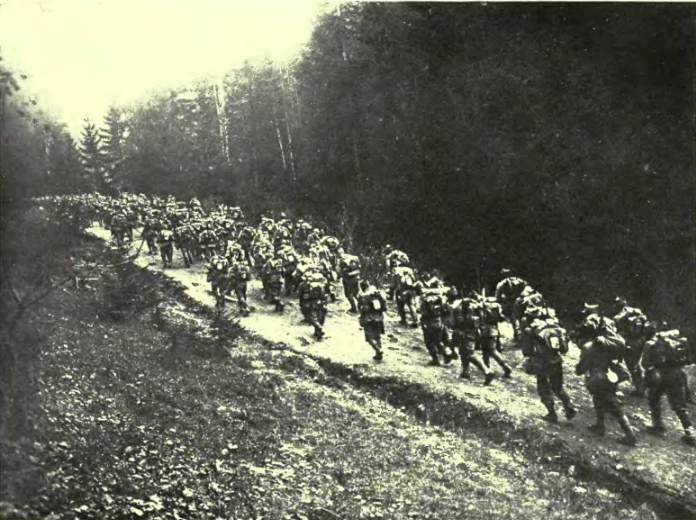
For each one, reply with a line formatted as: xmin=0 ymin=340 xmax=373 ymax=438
xmin=395 ymin=268 xmax=416 ymax=291
xmin=533 ymin=320 xmax=569 ymax=356
xmin=650 ymin=331 xmax=693 ymax=367
xmin=422 ymin=292 xmax=444 ymax=319
xmin=309 ymin=280 xmax=325 ymax=300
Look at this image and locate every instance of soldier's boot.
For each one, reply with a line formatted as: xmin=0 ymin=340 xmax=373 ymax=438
xmin=588 ymin=408 xmax=606 ymax=436
xmin=616 ymin=414 xmax=638 ymax=447
xmin=559 ymin=394 xmax=577 ymax=420
xmin=647 ymin=406 xmax=666 ymax=436
xmin=372 ymin=339 xmax=384 ymax=361
xmin=275 ymin=300 xmax=285 ymax=313
xmin=459 ymin=356 xmax=471 ymax=379
xmin=426 ymin=343 xmax=441 ymax=366
xmin=313 ymin=323 xmax=324 ymax=341
xmin=541 ymin=397 xmax=558 ymax=423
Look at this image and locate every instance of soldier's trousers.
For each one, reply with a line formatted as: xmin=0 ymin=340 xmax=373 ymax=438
xmin=422 ymin=325 xmax=448 ymax=364
xmin=267 ymin=281 xmax=283 ymax=306
xmin=647 ymin=367 xmax=692 ymax=431
xmin=588 ymin=385 xmax=634 ymax=438
xmin=396 ymin=291 xmax=417 ymax=325
xmin=342 ymin=276 xmax=360 ymax=310
xmin=624 ymin=344 xmax=645 ymax=394
xmin=234 ymin=282 xmax=249 ymax=314
xmin=480 ymin=336 xmax=511 ymax=374
xmin=363 ymin=321 xmax=384 ymax=354
xmin=160 ymin=244 xmax=173 ymax=266
xmin=454 ymin=332 xmax=490 ymax=377
xmin=536 ymin=361 xmax=573 ymax=412
xmin=308 ymin=306 xmax=326 ymax=338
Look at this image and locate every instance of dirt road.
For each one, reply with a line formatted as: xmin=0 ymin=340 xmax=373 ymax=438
xmin=87 ymin=226 xmax=696 ymax=517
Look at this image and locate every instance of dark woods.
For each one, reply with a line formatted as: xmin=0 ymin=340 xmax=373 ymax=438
xmin=2 ymin=3 xmax=694 ymax=328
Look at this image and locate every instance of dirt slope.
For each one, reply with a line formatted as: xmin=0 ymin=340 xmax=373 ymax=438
xmin=87 ymin=227 xmax=696 ymax=518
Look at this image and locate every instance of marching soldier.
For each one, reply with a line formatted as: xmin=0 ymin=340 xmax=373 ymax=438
xmin=477 ymin=296 xmax=512 ymax=379
xmin=613 ymin=297 xmax=649 ymax=396
xmin=338 ymin=250 xmax=362 ymax=313
xmin=261 ymin=254 xmax=285 ymax=312
xmin=157 ymin=227 xmax=175 ymax=268
xmin=521 ymin=306 xmax=577 ymax=423
xmin=451 ymin=292 xmax=494 ymax=385
xmin=495 ymin=269 xmax=530 ymax=343
xmin=575 ymin=309 xmax=637 ymax=446
xmin=357 ymin=280 xmax=387 ymax=360
xmin=229 ymin=259 xmax=252 ymax=317
xmin=419 ymin=288 xmax=452 ymax=366
xmin=299 ymin=272 xmax=329 ymax=340
xmin=642 ymin=326 xmax=695 ymax=446
xmin=393 ymin=265 xmax=419 ymax=327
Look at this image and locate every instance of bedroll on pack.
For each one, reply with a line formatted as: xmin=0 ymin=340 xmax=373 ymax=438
xmin=396 ymin=269 xmax=415 ymax=290
xmin=423 ymin=294 xmax=443 ymax=317
xmin=654 ymin=331 xmax=693 ymax=366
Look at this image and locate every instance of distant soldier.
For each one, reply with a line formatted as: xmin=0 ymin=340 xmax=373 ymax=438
xmin=384 ymin=245 xmax=410 ymax=300
xmin=451 ymin=293 xmax=494 ymax=385
xmin=198 ymin=225 xmax=219 ymax=260
xmin=477 ymin=296 xmax=512 ymax=379
xmin=495 ymin=269 xmax=530 ymax=342
xmin=575 ymin=309 xmax=637 ymax=446
xmin=642 ymin=326 xmax=695 ymax=446
xmin=110 ymin=212 xmax=128 ymax=246
xmin=224 ymin=240 xmax=246 ymax=265
xmin=157 ymin=228 xmax=175 ymax=268
xmin=206 ymin=254 xmax=228 ymax=297
xmin=228 ymin=259 xmax=252 ymax=317
xmin=521 ymin=306 xmax=577 ymax=423
xmin=613 ymin=297 xmax=649 ymax=396
xmin=141 ymin=214 xmax=160 ymax=255
xmin=357 ymin=280 xmax=387 ymax=360
xmin=277 ymin=244 xmax=300 ymax=295
xmin=419 ymin=288 xmax=452 ymax=366
xmin=261 ymin=255 xmax=285 ymax=312
xmin=299 ymin=273 xmax=329 ymax=340
xmin=393 ymin=265 xmax=418 ymax=327
xmin=338 ymin=250 xmax=362 ymax=313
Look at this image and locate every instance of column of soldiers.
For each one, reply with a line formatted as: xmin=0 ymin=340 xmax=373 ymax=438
xmin=53 ymin=193 xmax=695 ymax=448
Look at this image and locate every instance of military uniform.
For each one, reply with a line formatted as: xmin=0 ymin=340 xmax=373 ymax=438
xmin=575 ymin=318 xmax=637 ymax=446
xmin=358 ymin=283 xmax=387 ymax=360
xmin=521 ymin=310 xmax=576 ymax=423
xmin=613 ymin=301 xmax=649 ymax=396
xmin=229 ymin=260 xmax=252 ymax=316
xmin=393 ymin=266 xmax=418 ymax=327
xmin=157 ymin=229 xmax=175 ymax=268
xmin=477 ymin=297 xmax=512 ymax=378
xmin=450 ymin=297 xmax=494 ymax=385
xmin=419 ymin=290 xmax=451 ymax=366
xmin=261 ymin=257 xmax=285 ymax=312
xmin=339 ymin=253 xmax=362 ymax=312
xmin=299 ymin=274 xmax=328 ymax=340
xmin=495 ymin=275 xmax=529 ymax=342
xmin=642 ymin=330 xmax=695 ymax=446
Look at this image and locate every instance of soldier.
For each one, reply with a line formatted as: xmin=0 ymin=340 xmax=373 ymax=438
xmin=419 ymin=288 xmax=452 ymax=366
xmin=393 ymin=265 xmax=418 ymax=327
xmin=299 ymin=272 xmax=329 ymax=340
xmin=174 ymin=224 xmax=196 ymax=268
xmin=110 ymin=211 xmax=128 ymax=246
xmin=277 ymin=243 xmax=300 ymax=295
xmin=261 ymin=254 xmax=285 ymax=312
xmin=441 ymin=286 xmax=460 ymax=362
xmin=338 ymin=250 xmax=362 ymax=313
xmin=575 ymin=310 xmax=637 ymax=446
xmin=521 ymin=306 xmax=577 ymax=423
xmin=642 ymin=326 xmax=695 ymax=446
xmin=384 ymin=245 xmax=411 ymax=300
xmin=451 ymin=293 xmax=494 ymax=385
xmin=495 ymin=269 xmax=530 ymax=343
xmin=141 ymin=213 xmax=160 ymax=255
xmin=198 ymin=224 xmax=219 ymax=260
xmin=477 ymin=296 xmax=512 ymax=379
xmin=157 ymin=227 xmax=175 ymax=268
xmin=228 ymin=259 xmax=252 ymax=317
xmin=357 ymin=280 xmax=387 ymax=360
xmin=613 ymin=297 xmax=649 ymax=396
xmin=206 ymin=254 xmax=228 ymax=297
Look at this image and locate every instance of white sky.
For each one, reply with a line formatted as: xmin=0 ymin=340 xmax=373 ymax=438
xmin=0 ymin=0 xmax=328 ymax=135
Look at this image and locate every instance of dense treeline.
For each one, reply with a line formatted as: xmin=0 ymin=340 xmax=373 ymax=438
xmin=3 ymin=4 xmax=695 ymax=329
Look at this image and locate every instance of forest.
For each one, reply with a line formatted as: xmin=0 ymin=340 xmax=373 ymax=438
xmin=2 ymin=2 xmax=694 ymax=329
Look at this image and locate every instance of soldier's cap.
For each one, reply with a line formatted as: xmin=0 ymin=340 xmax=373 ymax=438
xmin=583 ymin=303 xmax=600 ymax=312
xmin=500 ymin=268 xmax=511 ymax=276
xmin=614 ymin=296 xmax=627 ymax=305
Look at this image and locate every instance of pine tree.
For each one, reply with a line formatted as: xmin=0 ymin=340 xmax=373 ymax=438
xmin=79 ymin=119 xmax=105 ymax=192
xmin=100 ymin=107 xmax=125 ymax=193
